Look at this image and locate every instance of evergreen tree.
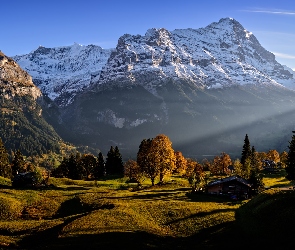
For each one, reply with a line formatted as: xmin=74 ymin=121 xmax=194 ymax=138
xmin=241 ymin=134 xmax=251 ymax=166
xmin=105 ymin=146 xmax=124 ymax=176
xmin=79 ymin=154 xmax=97 ymax=180
xmin=114 ymin=146 xmax=124 ymax=176
xmin=68 ymin=153 xmax=87 ymax=180
xmin=0 ymin=137 xmax=11 ymax=178
xmin=248 ymin=168 xmax=264 ymax=195
xmin=51 ymin=156 xmax=70 ymax=178
xmin=11 ymin=150 xmax=26 ymax=177
xmin=105 ymin=146 xmax=115 ymax=175
xmin=286 ymin=131 xmax=295 ymax=180
xmin=94 ymin=152 xmax=105 ymax=179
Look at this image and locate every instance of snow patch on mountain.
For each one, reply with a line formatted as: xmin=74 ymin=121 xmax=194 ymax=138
xmin=13 ymin=44 xmax=113 ymax=106
xmin=95 ymin=18 xmax=295 ymax=94
xmin=12 ymin=17 xmax=295 ymax=108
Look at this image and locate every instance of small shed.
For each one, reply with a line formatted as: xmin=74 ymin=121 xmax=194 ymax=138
xmin=12 ymin=172 xmax=39 ymax=188
xmin=206 ymin=175 xmax=252 ymax=199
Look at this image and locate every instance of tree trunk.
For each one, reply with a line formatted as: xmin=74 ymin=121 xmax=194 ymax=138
xmin=159 ymin=172 xmax=164 ymax=184
xmin=151 ymin=177 xmax=155 ymax=186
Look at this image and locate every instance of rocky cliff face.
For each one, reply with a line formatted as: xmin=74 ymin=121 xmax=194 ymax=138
xmin=0 ymin=51 xmax=42 ymax=100
xmin=0 ymin=51 xmax=60 ymax=155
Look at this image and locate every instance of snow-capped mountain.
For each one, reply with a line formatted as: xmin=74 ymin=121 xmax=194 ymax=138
xmin=10 ymin=17 xmax=295 ymax=158
xmin=13 ymin=17 xmax=295 ymax=108
xmin=13 ymin=44 xmax=113 ymax=106
xmin=94 ymin=17 xmax=294 ymax=93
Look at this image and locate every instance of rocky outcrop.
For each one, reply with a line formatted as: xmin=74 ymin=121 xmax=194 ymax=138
xmin=0 ymin=51 xmax=42 ymax=100
xmin=0 ymin=51 xmax=60 ymax=155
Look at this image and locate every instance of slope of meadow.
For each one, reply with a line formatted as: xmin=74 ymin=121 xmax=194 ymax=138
xmin=0 ymin=171 xmax=293 ymax=249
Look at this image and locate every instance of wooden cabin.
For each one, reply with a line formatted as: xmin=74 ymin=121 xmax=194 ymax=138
xmin=206 ymin=175 xmax=252 ymax=200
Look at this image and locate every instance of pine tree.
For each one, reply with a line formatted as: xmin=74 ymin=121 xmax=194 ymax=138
xmin=248 ymin=168 xmax=264 ymax=195
xmin=105 ymin=146 xmax=115 ymax=175
xmin=286 ymin=131 xmax=295 ymax=180
xmin=105 ymin=146 xmax=124 ymax=176
xmin=0 ymin=137 xmax=11 ymax=178
xmin=114 ymin=146 xmax=124 ymax=176
xmin=11 ymin=150 xmax=26 ymax=177
xmin=241 ymin=134 xmax=251 ymax=166
xmin=94 ymin=152 xmax=105 ymax=179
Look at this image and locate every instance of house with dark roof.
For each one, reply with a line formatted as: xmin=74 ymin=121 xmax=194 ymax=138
xmin=206 ymin=175 xmax=252 ymax=200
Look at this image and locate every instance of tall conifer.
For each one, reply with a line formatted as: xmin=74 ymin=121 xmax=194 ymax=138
xmin=94 ymin=152 xmax=105 ymax=179
xmin=0 ymin=138 xmax=11 ymax=178
xmin=241 ymin=134 xmax=251 ymax=166
xmin=286 ymin=131 xmax=295 ymax=180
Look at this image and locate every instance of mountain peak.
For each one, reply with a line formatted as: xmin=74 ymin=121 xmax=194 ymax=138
xmin=13 ymin=17 xmax=295 ymax=106
xmin=13 ymin=44 xmax=113 ymax=106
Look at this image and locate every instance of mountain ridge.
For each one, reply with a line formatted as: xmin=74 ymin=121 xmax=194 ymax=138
xmin=13 ymin=17 xmax=295 ymax=107
xmin=7 ymin=17 xmax=295 ymax=158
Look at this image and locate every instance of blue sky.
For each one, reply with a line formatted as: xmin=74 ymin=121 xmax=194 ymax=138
xmin=1 ymin=0 xmax=295 ymax=70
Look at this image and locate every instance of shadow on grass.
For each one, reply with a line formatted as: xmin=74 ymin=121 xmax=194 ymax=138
xmin=186 ymin=192 xmax=244 ymax=204
xmin=12 ymin=220 xmax=293 ymax=250
xmin=106 ymin=188 xmax=191 ymax=201
xmin=165 ymin=208 xmax=237 ymax=226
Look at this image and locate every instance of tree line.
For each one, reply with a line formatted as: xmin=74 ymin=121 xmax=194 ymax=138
xmin=1 ymin=132 xmax=295 ymax=192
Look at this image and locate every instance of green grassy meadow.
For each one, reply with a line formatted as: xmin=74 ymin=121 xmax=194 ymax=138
xmin=0 ymin=170 xmax=294 ymax=249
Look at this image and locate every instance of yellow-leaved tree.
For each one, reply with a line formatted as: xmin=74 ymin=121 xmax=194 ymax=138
xmin=267 ymin=149 xmax=280 ymax=164
xmin=174 ymin=151 xmax=187 ymax=175
xmin=150 ymin=134 xmax=176 ymax=184
xmin=137 ymin=134 xmax=175 ymax=185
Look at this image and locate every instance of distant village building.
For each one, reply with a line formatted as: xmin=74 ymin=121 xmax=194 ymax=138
xmin=206 ymin=175 xmax=252 ymax=200
xmin=262 ymin=160 xmax=279 ymax=172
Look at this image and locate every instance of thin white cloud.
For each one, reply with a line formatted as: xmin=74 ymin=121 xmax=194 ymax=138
xmin=273 ymin=52 xmax=295 ymax=59
xmin=251 ymin=10 xmax=295 ymax=15
xmin=243 ymin=9 xmax=295 ymax=15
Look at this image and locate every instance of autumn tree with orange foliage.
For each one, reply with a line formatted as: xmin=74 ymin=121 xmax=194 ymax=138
xmin=137 ymin=134 xmax=175 ymax=185
xmin=174 ymin=151 xmax=187 ymax=175
xmin=267 ymin=149 xmax=280 ymax=164
xmin=124 ymin=159 xmax=144 ymax=184
xmin=137 ymin=138 xmax=156 ymax=185
xmin=209 ymin=152 xmax=232 ymax=176
xmin=150 ymin=134 xmax=176 ymax=183
xmin=280 ymin=151 xmax=288 ymax=168
xmin=185 ymin=158 xmax=206 ymax=192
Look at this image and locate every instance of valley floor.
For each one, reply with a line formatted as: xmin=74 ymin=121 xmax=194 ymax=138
xmin=0 ymin=173 xmax=293 ymax=249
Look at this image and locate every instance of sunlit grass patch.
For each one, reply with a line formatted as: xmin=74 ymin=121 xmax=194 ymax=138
xmin=0 ymin=176 xmax=11 ymax=186
xmin=262 ymin=169 xmax=292 ymax=188
xmin=0 ymin=195 xmax=23 ymax=220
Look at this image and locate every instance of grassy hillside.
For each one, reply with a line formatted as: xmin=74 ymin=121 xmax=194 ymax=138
xmin=0 ymin=173 xmax=293 ymax=249
xmin=236 ymin=188 xmax=295 ymax=247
